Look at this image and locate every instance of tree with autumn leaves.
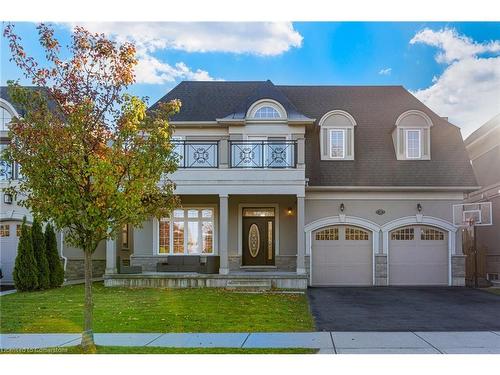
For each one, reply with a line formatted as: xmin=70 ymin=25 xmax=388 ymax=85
xmin=3 ymin=24 xmax=180 ymax=351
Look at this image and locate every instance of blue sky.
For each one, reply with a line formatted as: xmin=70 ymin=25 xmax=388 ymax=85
xmin=1 ymin=22 xmax=499 ymax=137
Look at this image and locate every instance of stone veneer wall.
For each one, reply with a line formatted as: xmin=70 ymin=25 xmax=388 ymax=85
xmin=451 ymin=255 xmax=466 ymax=286
xmin=375 ymin=255 xmax=388 ymax=286
xmin=228 ymin=255 xmax=300 ymax=272
xmin=65 ymin=259 xmax=106 ymax=280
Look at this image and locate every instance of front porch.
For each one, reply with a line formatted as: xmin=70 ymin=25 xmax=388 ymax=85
xmin=103 ymin=193 xmax=308 ymax=289
xmin=103 ymin=271 xmax=308 ymax=290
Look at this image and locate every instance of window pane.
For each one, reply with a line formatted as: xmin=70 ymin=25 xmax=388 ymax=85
xmin=187 ymin=209 xmax=199 ymax=218
xmin=242 ymin=208 xmax=275 ymax=217
xmin=202 ymin=221 xmax=213 ymax=254
xmin=0 ymin=224 xmax=10 ymax=237
xmin=173 ymin=221 xmax=184 ymax=253
xmin=159 ymin=219 xmax=170 ymax=253
xmin=0 ymin=144 xmax=13 ymax=181
xmin=329 ymin=130 xmax=344 ymax=158
xmin=407 ymin=130 xmax=421 ymax=158
xmin=0 ymin=107 xmax=12 ymax=131
xmin=173 ymin=209 xmax=184 ymax=218
xmin=187 ymin=221 xmax=199 ymax=254
xmin=16 ymin=224 xmax=21 ymax=237
xmin=201 ymin=209 xmax=213 ymax=218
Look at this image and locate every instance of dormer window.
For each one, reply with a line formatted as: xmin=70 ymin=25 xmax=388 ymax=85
xmin=394 ymin=110 xmax=433 ymax=160
xmin=406 ymin=129 xmax=421 ymax=159
xmin=247 ymin=100 xmax=286 ymax=120
xmin=329 ymin=129 xmax=345 ymax=158
xmin=254 ymin=106 xmax=281 ymax=119
xmin=319 ymin=110 xmax=356 ymax=161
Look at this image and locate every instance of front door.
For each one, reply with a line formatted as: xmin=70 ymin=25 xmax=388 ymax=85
xmin=242 ymin=207 xmax=275 ymax=266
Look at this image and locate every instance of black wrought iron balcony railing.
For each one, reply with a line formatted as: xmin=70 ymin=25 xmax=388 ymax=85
xmin=173 ymin=140 xmax=219 ymax=168
xmin=229 ymin=140 xmax=297 ymax=168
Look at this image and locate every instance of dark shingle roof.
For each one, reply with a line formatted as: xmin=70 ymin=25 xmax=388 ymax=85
xmin=153 ymin=81 xmax=478 ymax=188
xmin=0 ymin=86 xmax=58 ymax=117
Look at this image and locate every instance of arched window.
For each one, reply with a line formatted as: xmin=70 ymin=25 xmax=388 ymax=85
xmin=394 ymin=110 xmax=433 ymax=160
xmin=318 ymin=110 xmax=357 ymax=160
xmin=254 ymin=106 xmax=281 ymax=119
xmin=247 ymin=100 xmax=286 ymax=120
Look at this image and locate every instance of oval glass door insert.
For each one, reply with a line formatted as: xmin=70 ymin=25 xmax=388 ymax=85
xmin=248 ymin=223 xmax=260 ymax=258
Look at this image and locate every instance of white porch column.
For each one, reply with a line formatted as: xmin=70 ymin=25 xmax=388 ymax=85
xmin=105 ymin=238 xmax=117 ymax=274
xmin=296 ymin=195 xmax=306 ymax=274
xmin=219 ymin=194 xmax=229 ymax=275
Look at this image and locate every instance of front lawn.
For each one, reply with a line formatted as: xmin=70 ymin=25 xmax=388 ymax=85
xmin=0 ymin=283 xmax=314 ymax=333
xmin=2 ymin=346 xmax=317 ymax=354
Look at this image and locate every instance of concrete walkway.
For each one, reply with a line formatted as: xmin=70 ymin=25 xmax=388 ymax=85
xmin=3 ymin=331 xmax=500 ymax=353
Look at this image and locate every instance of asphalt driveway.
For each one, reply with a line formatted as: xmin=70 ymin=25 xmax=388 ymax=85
xmin=307 ymin=287 xmax=500 ymax=331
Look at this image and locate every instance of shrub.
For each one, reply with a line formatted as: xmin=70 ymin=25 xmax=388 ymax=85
xmin=45 ymin=222 xmax=65 ymax=288
xmin=32 ymin=218 xmax=50 ymax=289
xmin=13 ymin=217 xmax=38 ymax=291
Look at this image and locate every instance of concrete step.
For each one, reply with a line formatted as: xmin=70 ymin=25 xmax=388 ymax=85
xmin=226 ymin=279 xmax=272 ymax=290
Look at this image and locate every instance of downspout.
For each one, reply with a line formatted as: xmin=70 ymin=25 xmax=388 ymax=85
xmin=59 ymin=230 xmax=68 ymax=280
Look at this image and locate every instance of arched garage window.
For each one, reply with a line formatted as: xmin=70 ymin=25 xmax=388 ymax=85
xmin=421 ymin=227 xmax=444 ymax=240
xmin=345 ymin=227 xmax=369 ymax=240
xmin=315 ymin=227 xmax=339 ymax=241
xmin=391 ymin=227 xmax=415 ymax=240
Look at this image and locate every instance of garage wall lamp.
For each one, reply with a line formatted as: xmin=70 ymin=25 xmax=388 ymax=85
xmin=340 ymin=203 xmax=345 ymax=212
xmin=417 ymin=203 xmax=422 ymax=212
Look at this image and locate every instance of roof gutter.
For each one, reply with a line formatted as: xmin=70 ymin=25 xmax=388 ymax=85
xmin=306 ymin=185 xmax=481 ymax=193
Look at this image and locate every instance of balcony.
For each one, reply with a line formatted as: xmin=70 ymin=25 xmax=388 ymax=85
xmin=173 ymin=140 xmax=219 ymax=168
xmin=229 ymin=141 xmax=297 ymax=168
xmin=173 ymin=140 xmax=298 ymax=169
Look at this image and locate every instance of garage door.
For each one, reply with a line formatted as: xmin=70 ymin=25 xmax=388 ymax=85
xmin=389 ymin=226 xmax=448 ymax=286
xmin=312 ymin=226 xmax=373 ymax=286
xmin=0 ymin=221 xmax=21 ymax=284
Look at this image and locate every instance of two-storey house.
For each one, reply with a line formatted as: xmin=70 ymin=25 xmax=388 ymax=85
xmin=1 ymin=81 xmax=478 ymax=289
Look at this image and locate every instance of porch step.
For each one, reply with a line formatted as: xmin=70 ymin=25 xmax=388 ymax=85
xmin=225 ymin=279 xmax=272 ymax=290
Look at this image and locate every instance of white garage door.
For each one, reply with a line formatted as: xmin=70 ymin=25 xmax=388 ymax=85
xmin=389 ymin=226 xmax=448 ymax=286
xmin=312 ymin=226 xmax=373 ymax=286
xmin=0 ymin=221 xmax=21 ymax=284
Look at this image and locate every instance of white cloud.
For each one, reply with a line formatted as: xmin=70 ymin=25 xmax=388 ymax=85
xmin=65 ymin=22 xmax=303 ymax=86
xmin=66 ymin=22 xmax=303 ymax=56
xmin=410 ymin=28 xmax=500 ymax=64
xmin=378 ymin=67 xmax=392 ymax=75
xmin=410 ymin=28 xmax=500 ymax=138
xmin=134 ymin=55 xmax=221 ymax=84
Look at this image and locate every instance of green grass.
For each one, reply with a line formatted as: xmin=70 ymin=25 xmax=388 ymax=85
xmin=0 ymin=283 xmax=314 ymax=333
xmin=1 ymin=346 xmax=317 ymax=354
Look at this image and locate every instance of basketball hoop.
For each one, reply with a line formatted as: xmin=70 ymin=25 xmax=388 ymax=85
xmin=453 ymin=202 xmax=493 ymax=289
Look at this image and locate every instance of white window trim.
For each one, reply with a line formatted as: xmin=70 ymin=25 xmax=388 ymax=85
xmin=153 ymin=205 xmax=218 ymax=256
xmin=237 ymin=203 xmax=280 ymax=257
xmin=405 ymin=129 xmax=421 ymax=159
xmin=328 ymin=128 xmax=346 ymax=159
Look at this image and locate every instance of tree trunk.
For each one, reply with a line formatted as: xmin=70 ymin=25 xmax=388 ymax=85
xmin=81 ymin=248 xmax=96 ymax=352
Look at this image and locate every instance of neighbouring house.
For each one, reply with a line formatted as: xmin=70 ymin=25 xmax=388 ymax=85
xmin=464 ymin=114 xmax=500 ymax=284
xmin=0 ymin=81 xmax=479 ymax=289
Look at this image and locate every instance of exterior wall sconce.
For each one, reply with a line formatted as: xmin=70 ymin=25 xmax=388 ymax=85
xmin=340 ymin=203 xmax=345 ymax=212
xmin=3 ymin=193 xmax=13 ymax=204
xmin=417 ymin=203 xmax=422 ymax=212
xmin=287 ymin=207 xmax=293 ymax=215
